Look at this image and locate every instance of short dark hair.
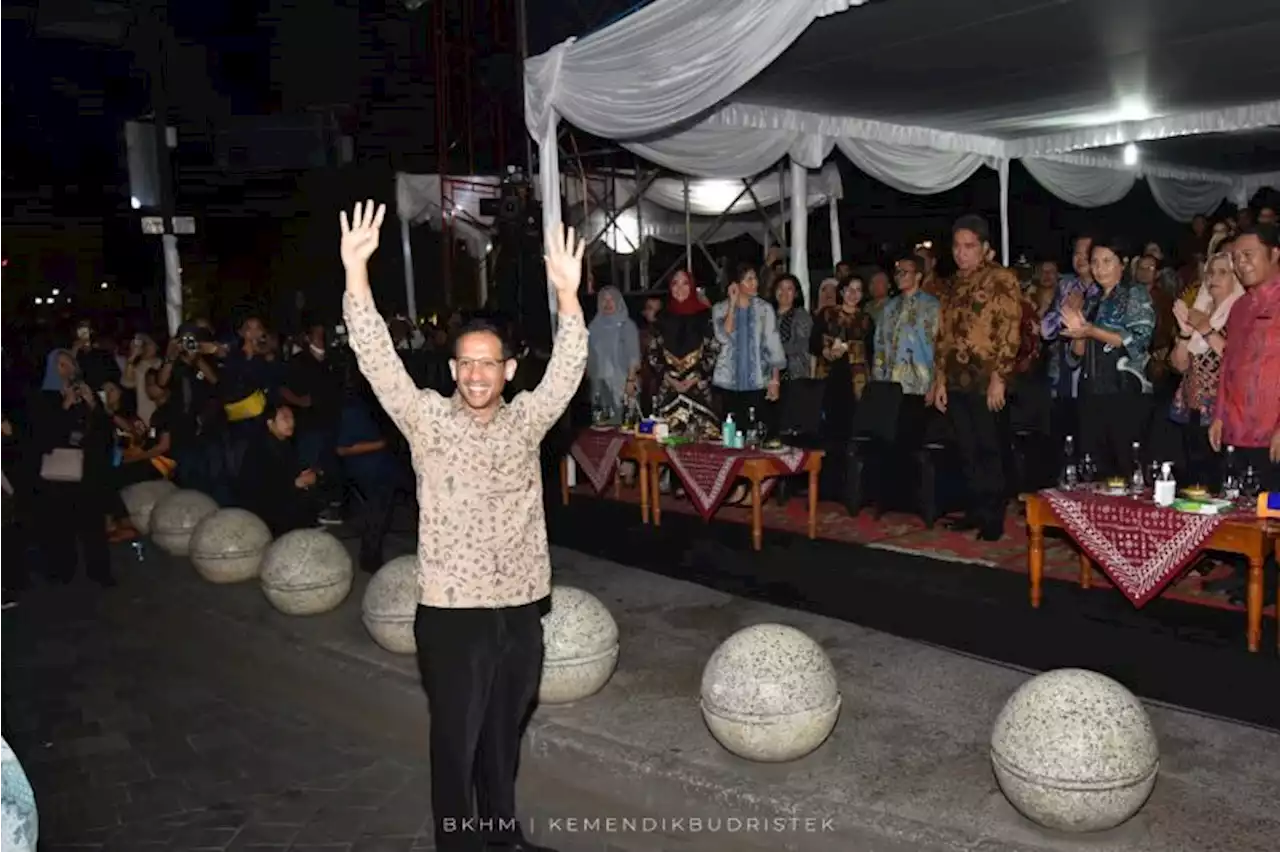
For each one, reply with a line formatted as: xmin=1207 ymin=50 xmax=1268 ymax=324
xmin=896 ymin=253 xmax=926 ymax=274
xmin=1072 ymin=233 xmax=1096 ymax=252
xmin=263 ymin=401 xmax=291 ymax=422
xmin=773 ymin=273 xmax=803 ymax=306
xmin=452 ymin=316 xmax=514 ymax=360
xmin=952 ymin=214 xmax=990 ymax=244
xmin=1089 ymin=236 xmax=1130 ymax=264
xmin=1238 ymin=222 xmax=1280 ymax=250
xmin=732 ymin=261 xmax=757 ymax=285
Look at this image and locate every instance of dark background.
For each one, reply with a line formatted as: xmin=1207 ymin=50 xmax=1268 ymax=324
xmin=0 ymin=0 xmax=1251 ymax=344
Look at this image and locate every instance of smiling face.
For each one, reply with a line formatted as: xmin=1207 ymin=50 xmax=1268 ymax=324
xmin=737 ymin=269 xmax=759 ymax=299
xmin=1071 ymin=237 xmax=1094 ymax=279
xmin=775 ymin=277 xmax=797 ymax=310
xmin=1205 ymin=256 xmax=1238 ymax=304
xmin=1090 ymin=245 xmax=1125 ymax=288
xmin=1232 ymin=233 xmax=1280 ymax=288
xmin=841 ymin=278 xmax=863 ymax=308
xmin=450 ymin=330 xmax=515 ymax=415
xmin=669 ymin=271 xmax=692 ymax=303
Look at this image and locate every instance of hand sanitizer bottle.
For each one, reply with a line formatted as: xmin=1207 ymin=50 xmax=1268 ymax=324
xmin=722 ymin=413 xmax=736 ymax=448
xmin=1154 ymin=462 xmax=1176 ymax=507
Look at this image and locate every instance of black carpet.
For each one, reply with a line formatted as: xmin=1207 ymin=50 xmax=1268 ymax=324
xmin=549 ymin=497 xmax=1280 ymax=731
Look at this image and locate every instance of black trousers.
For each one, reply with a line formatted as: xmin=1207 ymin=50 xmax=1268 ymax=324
xmin=1079 ymin=392 xmax=1152 ymax=480
xmin=946 ymin=390 xmax=1006 ymax=527
xmin=1181 ymin=422 xmax=1219 ymax=491
xmin=33 ymin=479 xmax=111 ymax=582
xmin=415 ymin=601 xmax=545 ymax=852
xmin=355 ymin=466 xmax=415 ymax=572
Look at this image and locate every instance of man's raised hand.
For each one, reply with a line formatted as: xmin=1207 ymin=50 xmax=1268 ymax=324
xmin=340 ymin=200 xmax=387 ymax=271
xmin=544 ymin=223 xmax=585 ymax=299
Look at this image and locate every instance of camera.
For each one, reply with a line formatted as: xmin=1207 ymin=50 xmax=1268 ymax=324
xmin=181 ymin=333 xmax=200 ymax=354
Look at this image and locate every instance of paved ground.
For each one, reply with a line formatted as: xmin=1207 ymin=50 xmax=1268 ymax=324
xmin=0 ymin=562 xmax=734 ymax=852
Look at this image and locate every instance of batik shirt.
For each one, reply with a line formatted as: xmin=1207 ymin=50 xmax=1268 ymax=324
xmin=343 ymin=289 xmax=588 ymax=609
xmin=1216 ymin=276 xmax=1280 ymax=448
xmin=934 ymin=263 xmax=1023 ymax=391
xmin=1070 ymin=283 xmax=1156 ymax=395
xmin=1041 ymin=274 xmax=1101 ymax=397
xmin=872 ymin=290 xmax=940 ymax=395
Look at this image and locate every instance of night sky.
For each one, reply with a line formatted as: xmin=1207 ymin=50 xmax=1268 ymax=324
xmin=0 ymin=0 xmax=1241 ymax=332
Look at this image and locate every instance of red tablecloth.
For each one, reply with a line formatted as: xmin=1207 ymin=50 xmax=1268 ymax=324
xmin=1042 ymin=488 xmax=1244 ymax=607
xmin=665 ymin=444 xmax=809 ymax=519
xmin=570 ymin=429 xmax=629 ymax=493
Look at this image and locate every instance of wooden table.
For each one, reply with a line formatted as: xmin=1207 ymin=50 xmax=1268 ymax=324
xmin=646 ymin=446 xmax=825 ymax=550
xmin=1025 ymin=492 xmax=1278 ymax=653
xmin=560 ymin=435 xmax=658 ymax=523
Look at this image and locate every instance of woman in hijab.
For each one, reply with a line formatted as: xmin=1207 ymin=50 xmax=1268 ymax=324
xmin=27 ymin=348 xmax=114 ymax=586
xmin=816 ymin=277 xmax=839 ymax=312
xmin=587 ymin=286 xmax=641 ymax=418
xmin=1169 ymin=252 xmax=1245 ymax=488
xmin=645 ymin=270 xmax=719 ymax=437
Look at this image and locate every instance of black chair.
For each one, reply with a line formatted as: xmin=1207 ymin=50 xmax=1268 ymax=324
xmin=1007 ymin=378 xmax=1053 ymax=496
xmin=772 ymin=379 xmax=826 ymax=505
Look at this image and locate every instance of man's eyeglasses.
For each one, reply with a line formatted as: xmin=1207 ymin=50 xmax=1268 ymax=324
xmin=455 ymin=357 xmax=504 ymax=372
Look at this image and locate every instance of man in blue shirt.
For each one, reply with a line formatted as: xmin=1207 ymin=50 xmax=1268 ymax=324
xmin=334 ymin=380 xmax=414 ymax=573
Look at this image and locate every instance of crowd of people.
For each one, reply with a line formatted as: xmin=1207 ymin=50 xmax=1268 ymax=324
xmin=0 ymin=306 xmax=438 ymax=594
xmin=583 ymin=208 xmax=1280 ymax=594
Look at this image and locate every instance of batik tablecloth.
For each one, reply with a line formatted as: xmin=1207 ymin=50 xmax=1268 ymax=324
xmin=664 ymin=444 xmax=810 ymax=519
xmin=1042 ymin=488 xmax=1245 ymax=607
xmin=569 ymin=429 xmax=630 ymax=494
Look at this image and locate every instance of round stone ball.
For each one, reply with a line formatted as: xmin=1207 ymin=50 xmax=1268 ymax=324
xmin=150 ymin=489 xmax=219 ymax=556
xmin=361 ymin=555 xmax=420 ymax=654
xmin=120 ymin=479 xmax=177 ymax=535
xmin=189 ymin=509 xmax=273 ymax=584
xmin=990 ymin=668 xmax=1159 ymax=832
xmin=2 ymin=737 xmax=38 ymax=852
xmin=700 ymin=624 xmax=841 ymax=762
xmin=539 ymin=586 xmax=619 ymax=705
xmin=259 ymin=529 xmax=353 ymax=616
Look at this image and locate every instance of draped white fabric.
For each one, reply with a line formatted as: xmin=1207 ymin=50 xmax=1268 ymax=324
xmin=836 ymin=137 xmax=992 ymax=194
xmin=1020 ymin=156 xmax=1138 ymax=208
xmin=525 ymin=0 xmax=867 ymax=251
xmin=1147 ymin=176 xmax=1236 ymax=223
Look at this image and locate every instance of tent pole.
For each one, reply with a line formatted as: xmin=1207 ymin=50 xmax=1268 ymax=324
xmin=998 ymin=159 xmax=1011 ymax=266
xmin=400 ymin=216 xmax=418 ymax=323
xmin=779 ymin=163 xmax=787 ymax=261
xmin=683 ymin=177 xmax=692 ymax=275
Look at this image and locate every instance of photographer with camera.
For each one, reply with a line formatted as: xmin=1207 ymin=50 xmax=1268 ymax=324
xmin=70 ymin=320 xmax=122 ymax=391
xmin=156 ymin=324 xmax=221 ymax=493
xmin=26 ymin=348 xmax=115 ymax=586
xmin=281 ymin=322 xmax=344 ymax=525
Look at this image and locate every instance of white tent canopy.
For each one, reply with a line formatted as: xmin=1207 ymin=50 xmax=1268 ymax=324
xmin=526 ymin=0 xmax=1280 ymax=293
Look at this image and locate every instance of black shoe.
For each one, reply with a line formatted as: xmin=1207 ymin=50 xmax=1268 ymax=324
xmin=977 ymin=525 xmax=1004 ymax=542
xmin=946 ymin=515 xmax=979 ymax=531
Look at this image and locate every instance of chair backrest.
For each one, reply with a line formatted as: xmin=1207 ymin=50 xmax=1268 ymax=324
xmin=851 ymin=381 xmax=903 ymax=442
xmin=777 ymin=379 xmax=825 ymax=437
xmin=1008 ymin=379 xmax=1052 ymax=436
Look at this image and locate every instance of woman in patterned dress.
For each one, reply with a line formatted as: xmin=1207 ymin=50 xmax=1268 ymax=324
xmin=810 ymin=276 xmax=874 ymax=437
xmin=645 ymin=270 xmax=719 ymax=438
xmin=1169 ymin=252 xmax=1244 ymax=489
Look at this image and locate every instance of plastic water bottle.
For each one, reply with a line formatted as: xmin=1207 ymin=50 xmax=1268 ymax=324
xmin=1154 ymin=462 xmax=1177 ymax=507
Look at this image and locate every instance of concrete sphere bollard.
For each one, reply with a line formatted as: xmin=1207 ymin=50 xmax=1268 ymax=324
xmin=259 ymin=529 xmax=353 ymax=615
xmin=120 ymin=479 xmax=177 ymax=535
xmin=991 ymin=668 xmax=1159 ymax=832
xmin=150 ymin=490 xmax=219 ymax=556
xmin=190 ymin=509 xmax=273 ymax=584
xmin=2 ymin=737 xmax=38 ymax=852
xmin=700 ymin=624 xmax=841 ymax=762
xmin=539 ymin=586 xmax=619 ymax=704
xmin=361 ymin=555 xmax=420 ymax=653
